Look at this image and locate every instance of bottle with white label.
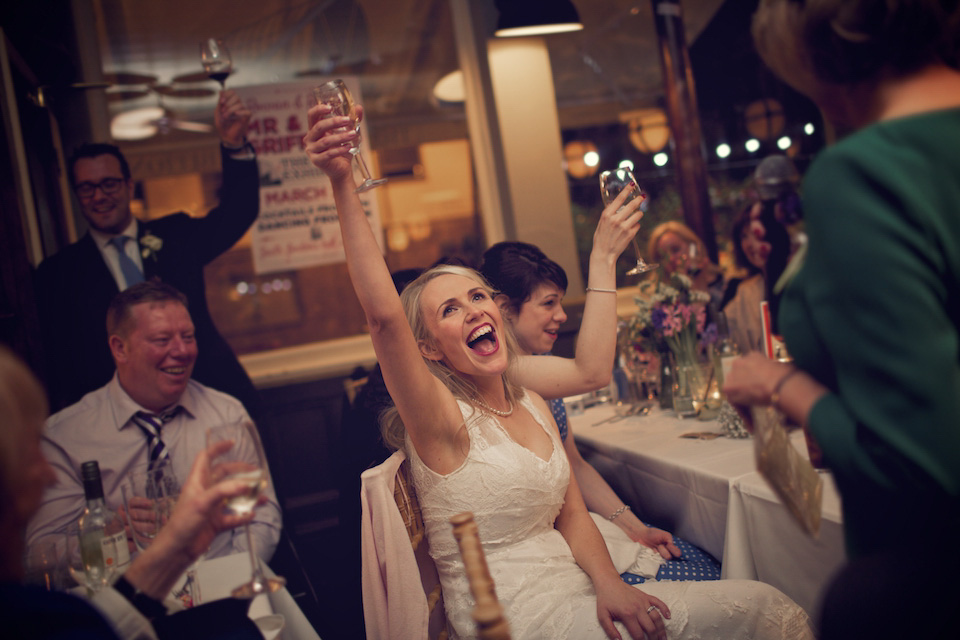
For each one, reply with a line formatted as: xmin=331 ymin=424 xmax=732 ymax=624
xmin=78 ymin=461 xmax=130 ymax=588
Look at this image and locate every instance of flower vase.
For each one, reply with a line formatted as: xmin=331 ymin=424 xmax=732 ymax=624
xmin=670 ymin=350 xmax=704 ymax=418
xmin=658 ymin=348 xmax=673 ymax=410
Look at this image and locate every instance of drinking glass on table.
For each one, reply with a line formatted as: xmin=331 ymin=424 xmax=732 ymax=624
xmin=599 ymin=167 xmax=658 ymax=275
xmin=63 ymin=523 xmax=118 ymax=594
xmin=200 ymin=38 xmax=232 ymax=88
xmin=23 ymin=536 xmax=63 ymax=591
xmin=206 ymin=420 xmax=284 ymax=599
xmin=313 ymin=78 xmax=387 ymax=193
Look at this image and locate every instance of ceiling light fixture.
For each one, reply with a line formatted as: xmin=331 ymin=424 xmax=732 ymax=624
xmin=494 ymin=0 xmax=583 ymax=38
xmin=433 ymin=70 xmax=465 ymax=104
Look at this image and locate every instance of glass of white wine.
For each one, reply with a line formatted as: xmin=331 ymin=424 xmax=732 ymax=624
xmin=206 ymin=420 xmax=284 ymax=599
xmin=599 ymin=167 xmax=658 ymax=275
xmin=313 ymin=78 xmax=387 ymax=193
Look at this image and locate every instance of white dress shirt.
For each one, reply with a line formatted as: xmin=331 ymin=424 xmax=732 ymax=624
xmin=89 ymin=218 xmax=144 ymax=290
xmin=26 ymin=375 xmax=282 ymax=562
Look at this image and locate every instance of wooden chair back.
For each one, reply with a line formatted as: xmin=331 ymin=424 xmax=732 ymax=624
xmin=394 ymin=459 xmax=449 ymax=640
xmin=449 ymin=512 xmax=511 ymax=640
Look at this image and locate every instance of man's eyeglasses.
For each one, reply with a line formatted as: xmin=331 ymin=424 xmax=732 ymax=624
xmin=74 ymin=177 xmax=125 ymax=199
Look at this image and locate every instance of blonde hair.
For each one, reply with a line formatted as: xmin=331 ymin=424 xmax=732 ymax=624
xmin=379 ymin=265 xmax=524 ymax=451
xmin=647 ymin=221 xmax=709 ymax=264
xmin=0 ymin=346 xmax=48 ymax=520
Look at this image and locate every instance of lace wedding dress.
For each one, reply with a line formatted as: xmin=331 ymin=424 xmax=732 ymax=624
xmin=406 ymin=392 xmax=814 ymax=640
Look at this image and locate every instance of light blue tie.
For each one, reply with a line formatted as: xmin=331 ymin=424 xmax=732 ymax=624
xmin=109 ymin=236 xmax=144 ymax=288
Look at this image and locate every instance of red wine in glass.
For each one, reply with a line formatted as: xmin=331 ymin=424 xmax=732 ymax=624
xmin=200 ymin=39 xmax=232 ymax=89
xmin=207 ymin=70 xmax=231 ymax=86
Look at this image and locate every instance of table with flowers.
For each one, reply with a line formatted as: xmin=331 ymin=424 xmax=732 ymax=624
xmin=570 ymin=401 xmax=846 ymax=625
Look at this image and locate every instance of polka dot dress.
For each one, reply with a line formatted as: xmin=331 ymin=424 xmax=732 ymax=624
xmin=622 ymin=536 xmax=721 ymax=583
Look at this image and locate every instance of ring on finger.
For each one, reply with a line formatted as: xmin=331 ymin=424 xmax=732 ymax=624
xmin=646 ymin=605 xmax=659 ymax=615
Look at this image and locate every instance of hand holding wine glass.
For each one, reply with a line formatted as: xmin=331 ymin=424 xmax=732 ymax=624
xmin=206 ymin=420 xmax=284 ymax=598
xmin=121 ymin=460 xmax=177 ymax=554
xmin=200 ymin=38 xmax=232 ymax=88
xmin=122 ymin=459 xmax=204 ymax=606
xmin=313 ymin=79 xmax=387 ymax=193
xmin=599 ymin=167 xmax=659 ymax=275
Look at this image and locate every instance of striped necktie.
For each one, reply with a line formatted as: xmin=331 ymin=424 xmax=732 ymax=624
xmin=132 ymin=407 xmax=181 ymax=464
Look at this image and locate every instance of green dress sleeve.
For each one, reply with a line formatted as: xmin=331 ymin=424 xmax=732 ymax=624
xmin=786 ymin=127 xmax=960 ymax=504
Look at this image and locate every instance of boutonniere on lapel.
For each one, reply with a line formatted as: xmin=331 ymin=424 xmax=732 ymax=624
xmin=140 ymin=232 xmax=163 ymax=262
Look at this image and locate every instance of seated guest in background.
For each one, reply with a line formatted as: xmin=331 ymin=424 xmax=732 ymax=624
xmin=25 ymin=281 xmax=281 ymax=563
xmin=725 ymin=1 xmax=960 ymax=638
xmin=305 ymin=104 xmax=813 ymax=640
xmin=34 ymin=89 xmax=262 ymax=425
xmin=481 ymin=240 xmax=721 ymax=583
xmin=721 ymin=200 xmax=792 ymax=353
xmin=1 ymin=345 xmax=262 ymax=640
xmin=646 ymin=221 xmax=724 ymax=307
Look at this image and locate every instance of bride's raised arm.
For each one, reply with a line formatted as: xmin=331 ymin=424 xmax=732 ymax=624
xmin=513 ymin=185 xmax=643 ymax=399
xmin=303 ymin=103 xmax=462 ymax=453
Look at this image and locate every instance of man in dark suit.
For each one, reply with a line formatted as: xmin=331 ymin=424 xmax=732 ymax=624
xmin=35 ymin=90 xmax=262 ymax=421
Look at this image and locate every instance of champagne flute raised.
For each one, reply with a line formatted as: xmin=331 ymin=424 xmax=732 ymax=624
xmin=200 ymin=38 xmax=232 ymax=88
xmin=206 ymin=420 xmax=284 ymax=599
xmin=313 ymin=79 xmax=387 ymax=193
xmin=599 ymin=167 xmax=658 ymax=275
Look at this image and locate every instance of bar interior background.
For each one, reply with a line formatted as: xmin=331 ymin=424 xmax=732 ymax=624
xmin=0 ymin=1 xmax=823 ymax=636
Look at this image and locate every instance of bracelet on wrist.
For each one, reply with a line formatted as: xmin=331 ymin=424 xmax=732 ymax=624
xmin=770 ymin=367 xmax=802 ymax=409
xmin=586 ymin=287 xmax=617 ymax=294
xmin=608 ymin=505 xmax=631 ymax=521
xmin=222 ymin=138 xmax=252 ymax=151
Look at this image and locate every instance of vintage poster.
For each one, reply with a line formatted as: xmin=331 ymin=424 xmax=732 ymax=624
xmin=232 ymin=77 xmax=383 ymax=274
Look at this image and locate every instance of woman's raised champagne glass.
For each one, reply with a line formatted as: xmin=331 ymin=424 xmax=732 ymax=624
xmin=206 ymin=420 xmax=284 ymax=599
xmin=599 ymin=167 xmax=658 ymax=275
xmin=313 ymin=79 xmax=387 ymax=193
xmin=200 ymin=38 xmax=232 ymax=88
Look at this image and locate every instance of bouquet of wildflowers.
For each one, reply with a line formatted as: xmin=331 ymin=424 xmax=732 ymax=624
xmin=628 ymin=273 xmax=715 ymax=363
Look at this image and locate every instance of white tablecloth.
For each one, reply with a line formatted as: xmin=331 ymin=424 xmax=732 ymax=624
xmin=196 ymin=553 xmax=322 ymax=640
xmin=722 ymin=450 xmax=846 ymax=624
xmin=570 ymin=403 xmax=846 ymax=623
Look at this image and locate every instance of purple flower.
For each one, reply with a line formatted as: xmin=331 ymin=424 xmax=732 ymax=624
xmin=700 ymin=322 xmax=718 ymax=346
xmin=651 ymin=307 xmax=668 ymax=332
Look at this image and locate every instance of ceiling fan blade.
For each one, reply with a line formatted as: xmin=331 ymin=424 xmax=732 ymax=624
xmin=103 ymin=72 xmax=158 ymax=86
xmin=171 ymin=119 xmax=214 ymax=133
xmin=153 ymin=85 xmax=217 ymax=99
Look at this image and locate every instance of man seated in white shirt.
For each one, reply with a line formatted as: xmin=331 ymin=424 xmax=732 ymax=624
xmin=1 ymin=344 xmax=263 ymax=640
xmin=26 ymin=280 xmax=281 ymax=563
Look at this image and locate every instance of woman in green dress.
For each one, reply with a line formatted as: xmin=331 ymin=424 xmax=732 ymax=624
xmin=724 ymin=1 xmax=960 ymax=638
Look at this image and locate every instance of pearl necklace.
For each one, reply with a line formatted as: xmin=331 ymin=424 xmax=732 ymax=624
xmin=475 ymin=396 xmax=514 ymax=417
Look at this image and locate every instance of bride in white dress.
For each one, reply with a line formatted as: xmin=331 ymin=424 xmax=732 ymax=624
xmin=304 ymin=103 xmax=814 ymax=640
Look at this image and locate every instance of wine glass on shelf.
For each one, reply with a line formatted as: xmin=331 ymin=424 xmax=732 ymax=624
xmin=599 ymin=167 xmax=658 ymax=276
xmin=313 ymin=79 xmax=387 ymax=193
xmin=206 ymin=420 xmax=284 ymax=599
xmin=200 ymin=38 xmax=232 ymax=88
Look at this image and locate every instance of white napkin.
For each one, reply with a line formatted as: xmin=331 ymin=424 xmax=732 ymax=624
xmin=590 ymin=512 xmax=666 ymax=578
